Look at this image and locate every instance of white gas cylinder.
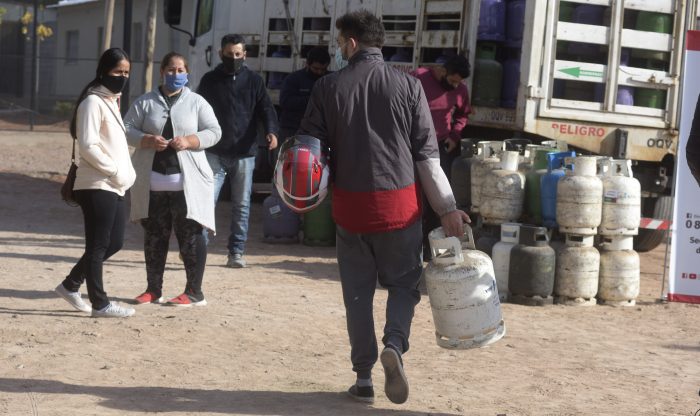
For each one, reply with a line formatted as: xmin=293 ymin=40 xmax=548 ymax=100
xmin=424 ymin=225 xmax=506 ymax=349
xmin=599 ymin=159 xmax=641 ymax=235
xmin=598 ymin=235 xmax=640 ymax=306
xmin=556 ymin=156 xmax=603 ymax=235
xmin=470 ymin=141 xmax=502 ymax=213
xmin=554 ymin=234 xmax=599 ymax=305
xmin=480 ymin=151 xmax=525 ymax=225
xmin=492 ymin=222 xmax=521 ymax=301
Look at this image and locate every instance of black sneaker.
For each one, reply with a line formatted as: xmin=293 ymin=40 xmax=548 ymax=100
xmin=380 ymin=345 xmax=409 ymax=404
xmin=347 ymin=384 xmax=374 ymax=404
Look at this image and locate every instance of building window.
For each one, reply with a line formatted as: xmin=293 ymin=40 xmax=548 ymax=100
xmin=66 ymin=30 xmax=79 ymax=64
xmin=132 ymin=22 xmax=142 ymax=62
xmin=97 ymin=27 xmax=104 ymax=58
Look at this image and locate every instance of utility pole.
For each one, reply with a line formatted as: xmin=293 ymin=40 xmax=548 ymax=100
xmin=143 ymin=0 xmax=157 ymax=93
xmin=29 ymin=0 xmax=39 ymax=130
xmin=121 ymin=0 xmax=132 ymax=115
xmin=102 ymin=0 xmax=115 ymax=51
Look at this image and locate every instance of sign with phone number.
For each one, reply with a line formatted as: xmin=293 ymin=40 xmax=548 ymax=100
xmin=669 ymin=31 xmax=700 ymax=304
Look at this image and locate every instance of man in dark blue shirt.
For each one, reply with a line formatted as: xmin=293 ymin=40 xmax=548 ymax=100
xmin=277 ymin=46 xmax=330 ymax=159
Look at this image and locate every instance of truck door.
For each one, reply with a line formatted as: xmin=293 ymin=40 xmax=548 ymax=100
xmin=187 ymin=0 xmax=216 ymax=89
xmin=535 ymin=0 xmax=684 ymax=148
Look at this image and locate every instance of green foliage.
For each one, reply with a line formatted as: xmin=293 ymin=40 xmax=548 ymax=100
xmin=53 ymin=101 xmax=74 ymax=119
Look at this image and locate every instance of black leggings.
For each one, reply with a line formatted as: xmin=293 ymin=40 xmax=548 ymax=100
xmin=62 ymin=189 xmax=125 ymax=310
xmin=141 ymin=191 xmax=206 ymax=299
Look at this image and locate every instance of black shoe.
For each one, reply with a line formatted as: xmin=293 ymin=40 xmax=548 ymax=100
xmin=347 ymin=384 xmax=375 ymax=404
xmin=380 ymin=346 xmax=409 ymax=404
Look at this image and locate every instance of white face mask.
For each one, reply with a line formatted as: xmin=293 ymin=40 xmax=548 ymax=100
xmin=335 ymin=45 xmax=348 ymax=70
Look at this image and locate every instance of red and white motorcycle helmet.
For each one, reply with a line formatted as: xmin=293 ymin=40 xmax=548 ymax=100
xmin=274 ymin=134 xmax=330 ymax=213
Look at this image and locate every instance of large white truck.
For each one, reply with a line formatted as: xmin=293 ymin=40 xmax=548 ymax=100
xmin=163 ymin=0 xmax=699 ymax=251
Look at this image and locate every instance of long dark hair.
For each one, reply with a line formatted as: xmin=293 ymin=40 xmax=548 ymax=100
xmin=69 ymin=47 xmax=130 ymax=139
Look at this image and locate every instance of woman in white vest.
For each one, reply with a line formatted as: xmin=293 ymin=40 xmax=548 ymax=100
xmin=125 ymin=52 xmax=221 ymax=307
xmin=55 ymin=48 xmax=137 ymax=318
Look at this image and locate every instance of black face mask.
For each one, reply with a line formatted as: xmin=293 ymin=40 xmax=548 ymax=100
xmin=100 ymin=75 xmax=128 ymax=94
xmin=221 ymin=56 xmax=244 ymax=74
xmin=440 ymin=78 xmax=457 ymax=91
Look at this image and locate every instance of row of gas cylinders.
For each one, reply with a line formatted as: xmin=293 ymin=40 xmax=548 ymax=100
xmin=422 ymin=222 xmax=639 ymax=350
xmin=452 ymin=140 xmax=642 ymax=236
xmin=484 ymin=223 xmax=640 ymax=306
xmin=262 ymin=187 xmax=336 ymax=246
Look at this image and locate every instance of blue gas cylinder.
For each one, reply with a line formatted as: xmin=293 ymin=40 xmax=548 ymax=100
xmin=620 ymin=48 xmax=631 ymax=66
xmin=263 ymin=187 xmax=301 ymax=244
xmin=617 ymin=86 xmax=634 ymax=105
xmin=567 ymin=5 xmax=605 ymax=57
xmin=572 ymin=4 xmax=605 ymax=25
xmin=501 ymin=49 xmax=521 ymax=108
xmin=505 ymin=0 xmax=526 ymax=43
xmin=389 ymin=47 xmax=412 ymax=63
xmin=540 ymin=151 xmax=576 ymax=228
xmin=478 ymin=0 xmax=507 ymax=41
xmin=593 ymin=84 xmax=635 ymax=105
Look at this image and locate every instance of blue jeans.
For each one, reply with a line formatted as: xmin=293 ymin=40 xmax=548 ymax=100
xmin=206 ymin=152 xmax=255 ymax=256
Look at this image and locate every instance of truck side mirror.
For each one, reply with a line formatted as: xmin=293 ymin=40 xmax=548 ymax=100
xmin=163 ymin=0 xmax=182 ymax=26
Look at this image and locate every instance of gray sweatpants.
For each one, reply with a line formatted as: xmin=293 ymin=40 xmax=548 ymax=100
xmin=336 ymin=220 xmax=423 ymax=379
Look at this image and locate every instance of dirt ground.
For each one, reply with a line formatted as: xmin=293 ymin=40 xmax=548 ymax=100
xmin=1 ymin=130 xmax=699 ymax=416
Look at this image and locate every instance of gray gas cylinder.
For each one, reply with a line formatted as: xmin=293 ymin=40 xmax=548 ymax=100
xmin=508 ymin=225 xmax=556 ymax=305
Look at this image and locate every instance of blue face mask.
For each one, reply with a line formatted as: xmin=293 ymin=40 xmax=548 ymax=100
xmin=164 ymin=73 xmax=188 ymax=91
xmin=335 ymin=46 xmax=348 ymax=70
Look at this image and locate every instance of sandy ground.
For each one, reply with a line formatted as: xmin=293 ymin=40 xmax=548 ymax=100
xmin=1 ymin=131 xmax=699 ymax=416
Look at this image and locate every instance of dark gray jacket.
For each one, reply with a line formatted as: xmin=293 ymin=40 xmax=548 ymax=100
xmin=299 ymin=47 xmax=455 ymax=233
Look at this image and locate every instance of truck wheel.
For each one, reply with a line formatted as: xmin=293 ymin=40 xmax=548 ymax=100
xmin=634 ymin=195 xmax=672 ymax=252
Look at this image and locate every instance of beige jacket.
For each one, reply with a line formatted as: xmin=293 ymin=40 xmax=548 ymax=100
xmin=73 ymin=86 xmax=136 ymax=196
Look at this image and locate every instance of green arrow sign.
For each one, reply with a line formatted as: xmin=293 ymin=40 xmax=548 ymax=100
xmin=559 ymin=67 xmax=604 ymax=79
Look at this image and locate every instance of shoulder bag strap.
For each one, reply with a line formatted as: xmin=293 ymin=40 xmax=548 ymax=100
xmin=98 ymin=96 xmax=126 ymax=134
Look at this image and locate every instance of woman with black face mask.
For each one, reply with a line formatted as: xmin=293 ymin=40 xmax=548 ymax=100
xmin=54 ymin=47 xmax=137 ymax=318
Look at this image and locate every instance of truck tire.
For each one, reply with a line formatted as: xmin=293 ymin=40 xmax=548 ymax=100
xmin=633 ymin=195 xmax=672 ymax=252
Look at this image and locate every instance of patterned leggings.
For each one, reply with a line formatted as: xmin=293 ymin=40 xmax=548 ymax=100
xmin=141 ymin=191 xmax=206 ymax=299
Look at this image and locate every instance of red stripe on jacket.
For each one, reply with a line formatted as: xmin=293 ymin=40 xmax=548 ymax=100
xmin=332 ymin=183 xmax=422 ymax=234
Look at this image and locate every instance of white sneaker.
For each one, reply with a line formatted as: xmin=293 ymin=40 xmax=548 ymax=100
xmin=226 ymin=253 xmax=246 ymax=268
xmin=92 ymin=302 xmax=135 ymax=318
xmin=55 ymin=283 xmax=91 ymax=313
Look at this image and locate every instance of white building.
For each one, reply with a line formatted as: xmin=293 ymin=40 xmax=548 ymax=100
xmin=50 ymin=0 xmax=195 ymax=101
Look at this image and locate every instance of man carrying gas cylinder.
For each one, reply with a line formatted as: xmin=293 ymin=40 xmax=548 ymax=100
xmin=276 ymin=9 xmax=470 ymax=405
